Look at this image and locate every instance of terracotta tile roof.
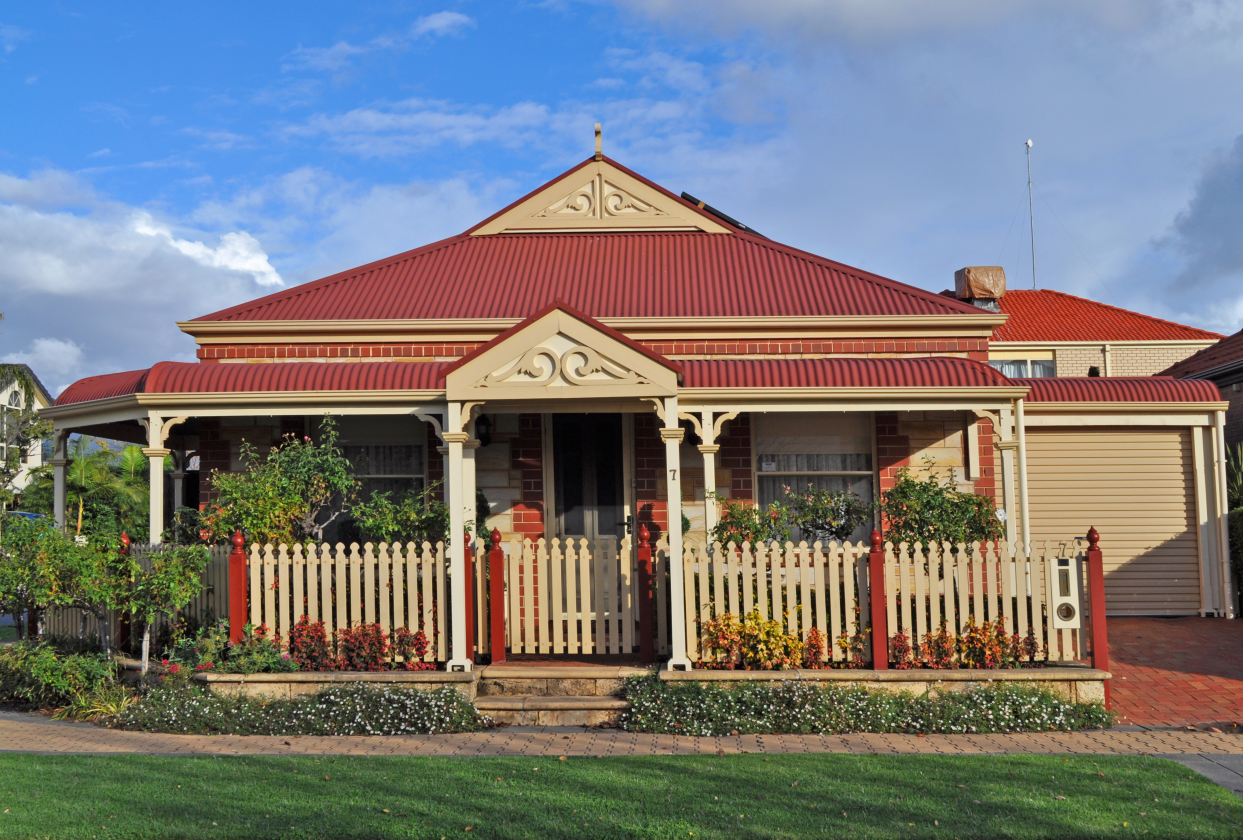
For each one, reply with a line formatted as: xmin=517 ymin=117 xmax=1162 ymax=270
xmin=991 ymin=289 xmax=1221 ymax=343
xmin=1159 ymin=328 xmax=1243 ymax=378
xmin=1013 ymin=377 xmax=1222 ymax=403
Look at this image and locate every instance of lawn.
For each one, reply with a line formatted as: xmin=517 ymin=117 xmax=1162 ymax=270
xmin=0 ymin=753 xmax=1235 ymax=839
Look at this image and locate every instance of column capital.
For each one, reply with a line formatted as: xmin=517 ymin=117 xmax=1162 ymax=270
xmin=142 ymin=447 xmax=171 ymax=458
xmin=659 ymin=428 xmax=685 ymax=443
xmin=48 ymin=458 xmax=71 ymax=468
xmin=463 ymin=439 xmax=482 ymax=450
xmin=696 ymin=444 xmax=720 ymax=454
xmin=442 ymin=432 xmax=470 ymax=444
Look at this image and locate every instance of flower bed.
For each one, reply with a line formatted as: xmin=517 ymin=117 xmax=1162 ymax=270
xmin=620 ymin=676 xmax=1114 ymax=736
xmin=110 ymin=682 xmax=489 ymax=735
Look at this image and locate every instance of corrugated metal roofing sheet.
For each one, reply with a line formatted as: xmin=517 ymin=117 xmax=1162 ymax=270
xmin=680 ymin=357 xmax=1012 ymax=388
xmin=992 ymin=289 xmax=1221 ymax=343
xmin=192 ymin=231 xmax=986 ymax=323
xmin=54 ymin=362 xmax=444 ymax=406
xmin=1013 ymin=377 xmax=1222 ymax=403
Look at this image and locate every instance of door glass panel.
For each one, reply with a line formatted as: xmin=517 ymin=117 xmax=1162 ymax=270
xmin=553 ymin=413 xmax=623 ymax=541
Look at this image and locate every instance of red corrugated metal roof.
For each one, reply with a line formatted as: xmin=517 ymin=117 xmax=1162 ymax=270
xmin=191 ymin=231 xmax=984 ymax=323
xmin=191 ymin=156 xmax=984 ymax=324
xmin=680 ymin=357 xmax=1012 ymax=388
xmin=1159 ymin=328 xmax=1243 ymax=378
xmin=54 ymin=361 xmax=444 ymax=406
xmin=1013 ymin=377 xmax=1222 ymax=403
xmin=992 ymin=289 xmax=1221 ymax=343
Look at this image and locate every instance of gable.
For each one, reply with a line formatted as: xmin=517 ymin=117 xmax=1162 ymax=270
xmin=469 ymin=158 xmax=730 ymax=235
xmin=443 ymin=305 xmax=680 ymax=401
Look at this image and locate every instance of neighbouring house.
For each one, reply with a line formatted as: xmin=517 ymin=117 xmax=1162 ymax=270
xmin=945 ymin=266 xmax=1223 ymax=378
xmin=1 ymin=364 xmax=53 ymax=499
xmin=40 ymin=150 xmax=1235 ymax=670
xmin=1160 ymin=326 xmax=1243 ymax=447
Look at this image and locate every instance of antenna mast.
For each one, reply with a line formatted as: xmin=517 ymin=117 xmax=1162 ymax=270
xmin=1026 ymin=139 xmax=1037 ymax=290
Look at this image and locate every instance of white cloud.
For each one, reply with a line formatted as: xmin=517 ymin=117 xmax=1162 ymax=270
xmin=178 ymin=127 xmax=253 ymax=150
xmin=0 ymin=22 xmax=29 ymax=53
xmin=1 ymin=339 xmax=84 ymax=394
xmin=87 ymin=148 xmax=111 ymax=158
xmin=132 ymin=212 xmax=282 ymax=286
xmin=411 ymin=11 xmax=475 ymax=38
xmin=284 ymin=40 xmax=374 ymax=73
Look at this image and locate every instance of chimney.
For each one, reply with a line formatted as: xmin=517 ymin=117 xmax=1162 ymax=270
xmin=954 ymin=266 xmax=1006 ymax=312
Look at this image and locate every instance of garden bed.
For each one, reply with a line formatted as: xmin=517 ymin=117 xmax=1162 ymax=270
xmin=660 ymin=666 xmax=1109 ymax=704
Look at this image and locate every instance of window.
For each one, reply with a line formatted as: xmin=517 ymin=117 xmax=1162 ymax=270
xmin=753 ymin=413 xmax=874 ymax=543
xmin=989 ymin=359 xmax=1056 ymax=378
xmin=344 ymin=445 xmax=426 ymax=499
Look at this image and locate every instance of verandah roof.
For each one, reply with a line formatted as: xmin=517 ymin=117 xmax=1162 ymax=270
xmin=52 ymin=357 xmax=1221 ymax=408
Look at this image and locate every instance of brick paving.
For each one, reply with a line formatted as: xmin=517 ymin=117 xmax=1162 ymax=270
xmin=1108 ymin=616 xmax=1243 ymax=727
xmin=0 ymin=712 xmax=1238 ymax=758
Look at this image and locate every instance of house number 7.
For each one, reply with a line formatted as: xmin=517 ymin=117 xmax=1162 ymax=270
xmin=669 ymin=469 xmax=677 ymax=480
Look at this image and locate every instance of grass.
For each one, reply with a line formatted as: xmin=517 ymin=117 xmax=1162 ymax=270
xmin=0 ymin=754 xmax=1236 ymax=839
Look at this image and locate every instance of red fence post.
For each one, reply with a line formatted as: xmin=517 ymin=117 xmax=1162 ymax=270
xmin=228 ymin=530 xmax=247 ymax=643
xmin=868 ymin=529 xmax=889 ymax=671
xmin=488 ymin=528 xmax=506 ymax=664
xmin=1086 ymin=526 xmax=1111 ymax=709
xmin=637 ymin=523 xmax=655 ymax=663
xmin=464 ymin=532 xmax=476 ymax=664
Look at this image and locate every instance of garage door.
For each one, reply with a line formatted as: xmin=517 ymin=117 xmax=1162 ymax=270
xmin=1025 ymin=428 xmax=1200 ymax=615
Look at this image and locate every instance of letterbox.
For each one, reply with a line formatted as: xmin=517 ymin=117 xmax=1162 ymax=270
xmin=1050 ymin=553 xmax=1082 ymax=630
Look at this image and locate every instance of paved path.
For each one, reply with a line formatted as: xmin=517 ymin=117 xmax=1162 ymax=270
xmin=1109 ymin=617 xmax=1243 ymax=727
xmin=0 ymin=713 xmax=1238 ymax=759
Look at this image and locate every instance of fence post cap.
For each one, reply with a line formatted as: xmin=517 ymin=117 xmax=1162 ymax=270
xmin=639 ymin=522 xmax=650 ymax=541
xmin=869 ymin=528 xmax=882 ymax=550
xmin=1087 ymin=526 xmax=1099 ymax=550
xmin=231 ymin=530 xmax=245 ymax=551
xmin=490 ymin=527 xmax=502 ymax=546
xmin=120 ymin=532 xmax=130 ymax=552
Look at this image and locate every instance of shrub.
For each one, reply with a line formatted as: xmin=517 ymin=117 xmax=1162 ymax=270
xmin=878 ymin=467 xmax=1004 ymax=548
xmin=709 ymin=496 xmax=790 ymax=545
xmin=169 ymin=621 xmax=296 ymax=674
xmin=288 ymin=617 xmax=334 ymax=671
xmin=802 ymin=626 xmax=827 ymax=668
xmin=112 ymin=683 xmax=489 ymax=735
xmin=957 ymin=617 xmax=1040 ymax=669
xmin=0 ymin=642 xmax=117 ymax=709
xmin=697 ymin=611 xmax=803 ymax=670
xmin=783 ymin=485 xmax=872 ymax=544
xmin=336 ymin=623 xmax=388 ymax=671
xmin=389 ymin=626 xmax=434 ymax=671
xmin=618 ymin=676 xmax=1114 ymax=736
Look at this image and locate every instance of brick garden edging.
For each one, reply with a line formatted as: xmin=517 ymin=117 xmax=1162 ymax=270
xmin=193 ymin=671 xmax=478 ymax=701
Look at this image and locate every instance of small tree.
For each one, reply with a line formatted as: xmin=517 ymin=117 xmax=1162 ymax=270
xmin=129 ymin=545 xmax=209 ymax=673
xmin=878 ymin=467 xmax=1004 ymax=549
xmin=0 ymin=400 xmax=51 ymax=516
xmin=783 ymin=484 xmax=872 ymax=544
xmin=200 ymin=417 xmax=360 ymax=545
xmin=352 ymin=481 xmax=451 ymax=545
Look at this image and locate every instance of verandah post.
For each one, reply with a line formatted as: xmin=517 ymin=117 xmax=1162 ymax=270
xmin=1086 ymin=526 xmax=1111 ymax=709
xmin=228 ymin=530 xmax=248 ymax=643
xmin=637 ymin=523 xmax=655 ymax=663
xmin=464 ymin=532 xmax=476 ymax=664
xmin=488 ymin=528 xmax=506 ymax=664
xmin=868 ymin=528 xmax=888 ymax=670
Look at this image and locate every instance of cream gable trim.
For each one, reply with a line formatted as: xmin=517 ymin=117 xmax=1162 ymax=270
xmin=470 ymin=160 xmax=730 ymax=235
xmin=444 ymin=309 xmax=679 ymax=401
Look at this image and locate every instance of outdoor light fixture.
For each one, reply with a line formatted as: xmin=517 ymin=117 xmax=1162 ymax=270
xmin=475 ymin=413 xmax=492 ymax=447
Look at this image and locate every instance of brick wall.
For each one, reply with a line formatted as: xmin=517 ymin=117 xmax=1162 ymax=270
xmin=633 ymin=412 xmax=669 ymax=536
xmin=716 ymin=414 xmax=753 ymax=501
xmin=510 ymin=414 xmax=546 ymax=539
xmin=1053 ymin=344 xmax=1207 ymax=377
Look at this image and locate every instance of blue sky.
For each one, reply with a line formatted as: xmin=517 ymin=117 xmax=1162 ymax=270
xmin=3 ymin=1 xmax=1243 ymax=393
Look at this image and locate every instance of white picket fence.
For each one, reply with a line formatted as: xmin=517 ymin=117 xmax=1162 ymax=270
xmin=246 ymin=541 xmax=452 ymax=664
xmin=682 ymin=541 xmax=870 ymax=663
xmin=883 ymin=539 xmax=1085 ymax=663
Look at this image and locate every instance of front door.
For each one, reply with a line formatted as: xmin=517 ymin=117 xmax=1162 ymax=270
xmin=552 ymin=413 xmax=624 ymax=551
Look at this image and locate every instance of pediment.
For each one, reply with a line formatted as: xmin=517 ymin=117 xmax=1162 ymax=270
xmin=470 ymin=159 xmax=730 ymax=235
xmin=443 ymin=306 xmax=680 ymax=401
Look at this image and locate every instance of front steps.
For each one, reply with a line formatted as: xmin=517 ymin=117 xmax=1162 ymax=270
xmin=474 ymin=665 xmax=652 ymax=726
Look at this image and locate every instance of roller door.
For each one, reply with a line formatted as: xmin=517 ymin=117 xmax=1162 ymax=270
xmin=1025 ymin=428 xmax=1199 ymax=615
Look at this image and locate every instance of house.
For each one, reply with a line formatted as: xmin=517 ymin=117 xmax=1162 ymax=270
xmin=1160 ymin=327 xmax=1243 ymax=447
xmin=1 ymin=364 xmax=53 ymax=499
xmin=40 ymin=148 xmax=1235 ymax=669
xmin=943 ymin=267 xmax=1222 ymax=378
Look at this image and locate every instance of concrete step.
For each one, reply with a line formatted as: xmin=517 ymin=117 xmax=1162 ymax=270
xmin=476 ymin=694 xmax=629 ymax=727
xmin=476 ymin=664 xmax=654 ymax=699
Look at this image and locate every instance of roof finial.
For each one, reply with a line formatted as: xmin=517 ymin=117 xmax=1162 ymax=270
xmin=594 ymin=123 xmax=602 ymax=160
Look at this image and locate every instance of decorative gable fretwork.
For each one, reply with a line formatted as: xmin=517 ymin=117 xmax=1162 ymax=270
xmin=443 ymin=306 xmax=680 ymax=402
xmin=470 ymin=159 xmax=729 ymax=235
